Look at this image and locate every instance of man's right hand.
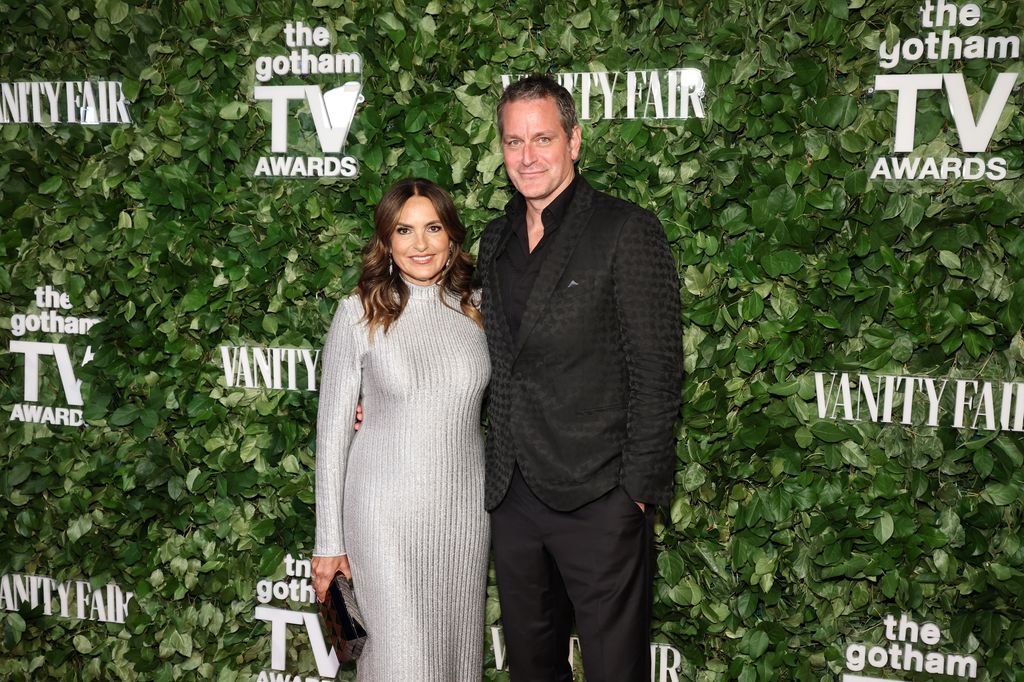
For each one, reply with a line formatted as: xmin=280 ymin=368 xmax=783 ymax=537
xmin=354 ymin=403 xmax=362 ymax=430
xmin=311 ymin=554 xmax=352 ymax=602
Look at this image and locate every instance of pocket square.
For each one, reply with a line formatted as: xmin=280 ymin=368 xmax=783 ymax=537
xmin=567 ymin=280 xmax=579 ymax=288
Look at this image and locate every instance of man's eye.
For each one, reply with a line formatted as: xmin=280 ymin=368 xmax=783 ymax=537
xmin=538 ymin=137 xmax=550 ymax=144
xmin=505 ymin=139 xmax=521 ymax=147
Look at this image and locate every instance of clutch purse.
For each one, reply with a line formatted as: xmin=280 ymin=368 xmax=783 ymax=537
xmin=318 ymin=572 xmax=368 ymax=662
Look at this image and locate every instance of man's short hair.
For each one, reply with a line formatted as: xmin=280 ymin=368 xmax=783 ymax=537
xmin=496 ymin=74 xmax=578 ymax=140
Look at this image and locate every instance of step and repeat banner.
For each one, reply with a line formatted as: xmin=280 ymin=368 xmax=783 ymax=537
xmin=1 ymin=0 xmax=1022 ymax=680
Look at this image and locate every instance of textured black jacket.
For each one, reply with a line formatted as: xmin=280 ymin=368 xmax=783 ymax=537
xmin=479 ymin=176 xmax=683 ymax=511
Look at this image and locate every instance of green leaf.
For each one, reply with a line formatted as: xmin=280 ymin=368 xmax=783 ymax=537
xmin=739 ymin=294 xmax=764 ymax=321
xmin=39 ymin=176 xmax=63 ymax=194
xmin=73 ymin=634 xmax=93 ymax=654
xmin=736 ymin=591 xmax=758 ymax=618
xmin=455 ymin=86 xmax=490 ymax=120
xmin=570 ymin=9 xmax=592 ymax=29
xmin=739 ymin=629 xmax=771 ymax=658
xmin=873 ymin=513 xmax=894 ymax=544
xmin=657 ymin=551 xmax=685 ymax=585
xmin=377 ymin=12 xmax=407 ymax=42
xmin=681 ymin=463 xmax=707 ymax=492
xmin=816 ymin=95 xmax=857 ymax=128
xmin=109 ymin=404 xmax=140 ymax=426
xmin=719 ymin=205 xmax=747 ymax=231
xmin=180 ymin=288 xmax=210 ymax=312
xmin=810 ymin=420 xmax=852 ymax=443
xmin=881 ymin=571 xmax=900 ymax=598
xmin=822 ymin=0 xmax=849 ymax=19
xmin=219 ymin=102 xmax=248 ymax=120
xmin=938 ymin=250 xmax=961 ymax=270
xmin=761 ymin=250 xmax=803 ymax=277
xmin=67 ymin=516 xmax=93 ymax=543
xmin=981 ymin=483 xmax=1018 ymax=506
xmin=973 ymin=450 xmax=994 ymax=478
xmin=105 ymin=0 xmax=130 ymax=24
xmin=678 ymin=159 xmax=701 ymax=184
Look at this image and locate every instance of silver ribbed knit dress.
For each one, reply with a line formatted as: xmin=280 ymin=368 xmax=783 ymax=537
xmin=313 ymin=281 xmax=490 ymax=681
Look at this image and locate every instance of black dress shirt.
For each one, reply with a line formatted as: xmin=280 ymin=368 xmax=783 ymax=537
xmin=496 ymin=175 xmax=579 ymax=341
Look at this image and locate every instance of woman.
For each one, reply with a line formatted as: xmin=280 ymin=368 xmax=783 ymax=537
xmin=311 ymin=178 xmax=490 ymax=681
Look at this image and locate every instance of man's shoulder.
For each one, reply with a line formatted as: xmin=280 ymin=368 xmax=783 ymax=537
xmin=593 ymin=189 xmax=652 ymax=217
xmin=479 ymin=212 xmax=510 ymax=254
xmin=482 ymin=213 xmax=508 ymax=236
xmin=580 ymin=179 xmax=661 ymax=230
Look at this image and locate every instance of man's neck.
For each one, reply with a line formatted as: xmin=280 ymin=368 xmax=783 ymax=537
xmin=525 ymin=202 xmax=546 ymax=231
xmin=521 ymin=171 xmax=575 ymax=241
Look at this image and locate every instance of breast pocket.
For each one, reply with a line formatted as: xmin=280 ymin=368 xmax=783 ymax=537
xmin=555 ymin=274 xmax=590 ymax=298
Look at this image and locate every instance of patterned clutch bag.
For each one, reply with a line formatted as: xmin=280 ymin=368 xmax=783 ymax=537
xmin=318 ymin=572 xmax=367 ymax=662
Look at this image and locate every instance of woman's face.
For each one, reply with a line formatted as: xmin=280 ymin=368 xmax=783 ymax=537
xmin=389 ymin=195 xmax=451 ymax=286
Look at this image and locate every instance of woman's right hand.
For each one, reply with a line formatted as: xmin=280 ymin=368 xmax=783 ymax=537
xmin=311 ymin=554 xmax=352 ymax=602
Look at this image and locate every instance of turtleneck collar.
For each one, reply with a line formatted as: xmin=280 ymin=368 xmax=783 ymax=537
xmin=402 ymin=278 xmax=441 ymax=300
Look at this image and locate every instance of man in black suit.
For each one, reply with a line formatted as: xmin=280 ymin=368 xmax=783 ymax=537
xmin=478 ymin=75 xmax=682 ymax=682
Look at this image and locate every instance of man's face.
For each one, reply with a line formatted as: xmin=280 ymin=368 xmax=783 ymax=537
xmin=500 ymin=97 xmax=581 ymax=208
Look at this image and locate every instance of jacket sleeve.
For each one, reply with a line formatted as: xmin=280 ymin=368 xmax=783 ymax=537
xmin=313 ymin=299 xmax=365 ymax=556
xmin=612 ymin=209 xmax=683 ymax=507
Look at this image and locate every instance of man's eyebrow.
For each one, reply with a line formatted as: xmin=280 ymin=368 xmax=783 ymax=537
xmin=503 ymin=130 xmax=558 ymax=139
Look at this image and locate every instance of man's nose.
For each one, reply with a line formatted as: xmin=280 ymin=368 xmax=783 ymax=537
xmin=521 ymin=142 xmax=535 ymax=165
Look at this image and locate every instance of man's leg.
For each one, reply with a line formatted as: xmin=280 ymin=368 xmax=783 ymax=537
xmin=547 ymin=485 xmax=653 ymax=682
xmin=491 ymin=468 xmax=574 ymax=682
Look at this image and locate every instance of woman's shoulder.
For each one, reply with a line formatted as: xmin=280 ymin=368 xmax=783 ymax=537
xmin=332 ymin=293 xmax=368 ymax=327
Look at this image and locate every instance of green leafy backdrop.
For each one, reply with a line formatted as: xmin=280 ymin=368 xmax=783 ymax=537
xmin=1 ymin=0 xmax=1022 ymax=680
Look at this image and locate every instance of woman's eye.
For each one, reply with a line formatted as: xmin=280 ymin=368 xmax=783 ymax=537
xmin=428 ymin=225 xmax=443 ymax=232
xmin=396 ymin=227 xmax=411 ymax=235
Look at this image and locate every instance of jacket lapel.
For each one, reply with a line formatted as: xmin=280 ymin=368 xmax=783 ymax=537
xmin=512 ymin=179 xmax=595 ymax=364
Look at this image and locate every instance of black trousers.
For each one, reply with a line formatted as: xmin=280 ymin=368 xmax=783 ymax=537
xmin=491 ymin=467 xmax=654 ymax=682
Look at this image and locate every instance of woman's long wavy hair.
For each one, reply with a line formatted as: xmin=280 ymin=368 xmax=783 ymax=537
xmin=358 ymin=178 xmax=482 ymax=336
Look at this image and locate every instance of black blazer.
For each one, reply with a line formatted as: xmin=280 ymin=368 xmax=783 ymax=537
xmin=479 ymin=177 xmax=682 ymax=511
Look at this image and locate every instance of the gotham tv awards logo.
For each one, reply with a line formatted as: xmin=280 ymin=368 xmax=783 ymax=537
xmin=842 ymin=613 xmax=979 ymax=680
xmin=0 ymin=80 xmax=132 ymax=124
xmin=6 ymin=285 xmax=101 ymax=427
xmin=254 ymin=553 xmax=340 ymax=682
xmin=870 ymin=0 xmax=1020 ymax=181
xmin=252 ymin=21 xmax=363 ymax=178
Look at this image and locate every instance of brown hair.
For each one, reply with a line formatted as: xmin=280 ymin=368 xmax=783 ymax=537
xmin=357 ymin=178 xmax=481 ymax=336
xmin=497 ymin=74 xmax=578 ymax=140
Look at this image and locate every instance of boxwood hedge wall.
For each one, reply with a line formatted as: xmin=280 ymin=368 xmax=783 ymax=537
xmin=1 ymin=0 xmax=1022 ymax=680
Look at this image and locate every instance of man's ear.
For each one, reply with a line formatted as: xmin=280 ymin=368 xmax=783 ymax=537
xmin=570 ymin=124 xmax=582 ymax=162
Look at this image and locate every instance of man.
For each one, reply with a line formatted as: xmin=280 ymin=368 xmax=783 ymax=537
xmin=478 ymin=75 xmax=682 ymax=682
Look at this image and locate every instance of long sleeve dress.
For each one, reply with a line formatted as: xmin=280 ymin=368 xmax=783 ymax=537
xmin=313 ymin=281 xmax=491 ymax=681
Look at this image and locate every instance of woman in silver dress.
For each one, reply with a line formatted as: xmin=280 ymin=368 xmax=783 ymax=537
xmin=310 ymin=178 xmax=490 ymax=681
